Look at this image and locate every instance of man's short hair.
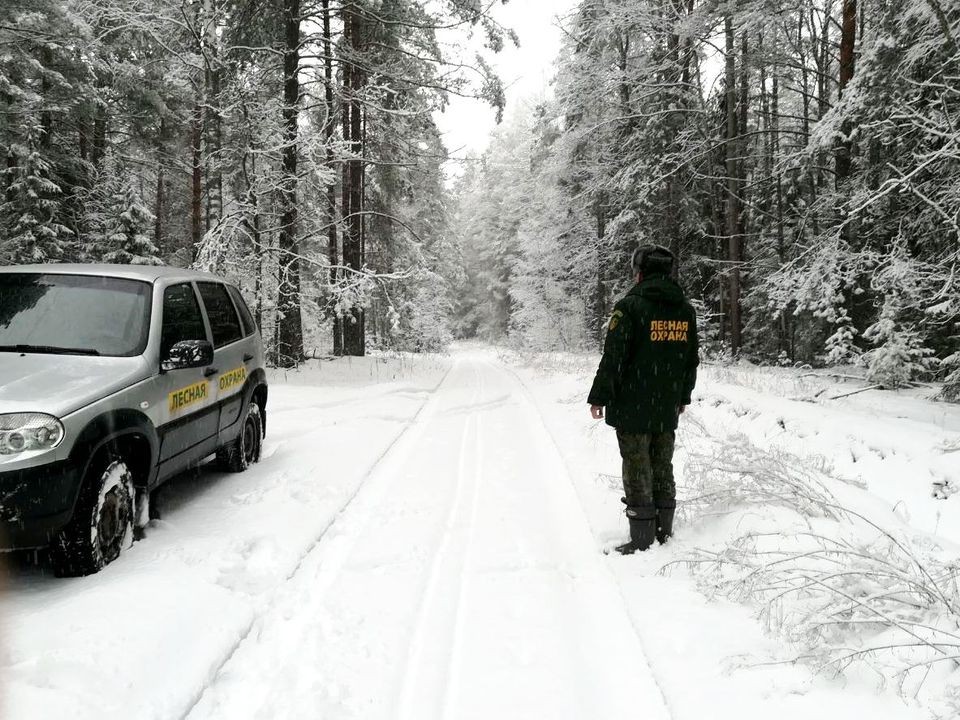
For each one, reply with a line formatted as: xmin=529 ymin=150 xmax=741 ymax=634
xmin=632 ymin=244 xmax=675 ymax=276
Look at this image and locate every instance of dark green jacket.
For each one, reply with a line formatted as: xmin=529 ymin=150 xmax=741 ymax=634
xmin=587 ymin=276 xmax=699 ymax=434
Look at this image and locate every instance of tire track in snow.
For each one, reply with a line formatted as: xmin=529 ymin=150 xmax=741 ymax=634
xmin=440 ymin=366 xmax=485 ymax=719
xmin=187 ymin=353 xmax=675 ymax=720
xmin=394 ymin=363 xmax=485 ymax=720
xmin=178 ymin=360 xmax=457 ymax=720
xmin=394 ymin=354 xmax=674 ymax=720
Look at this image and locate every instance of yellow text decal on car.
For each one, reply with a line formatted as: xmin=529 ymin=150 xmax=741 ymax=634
xmin=218 ymin=366 xmax=247 ymax=393
xmin=169 ymin=381 xmax=210 ymax=413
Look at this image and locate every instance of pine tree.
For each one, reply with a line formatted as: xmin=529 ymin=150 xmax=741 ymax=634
xmin=102 ymin=180 xmax=162 ymax=265
xmin=862 ymin=295 xmax=934 ymax=389
xmin=0 ymin=127 xmax=67 ymax=264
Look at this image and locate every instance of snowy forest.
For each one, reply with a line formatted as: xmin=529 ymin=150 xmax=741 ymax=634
xmin=2 ymin=0 xmax=960 ymax=395
xmin=0 ymin=0 xmax=509 ymax=364
xmin=455 ymin=0 xmax=960 ymax=399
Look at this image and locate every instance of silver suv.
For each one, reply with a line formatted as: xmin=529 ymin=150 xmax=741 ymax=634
xmin=0 ymin=265 xmax=268 ymax=576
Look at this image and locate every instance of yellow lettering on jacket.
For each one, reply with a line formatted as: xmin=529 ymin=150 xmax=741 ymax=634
xmin=650 ymin=321 xmax=690 ymax=343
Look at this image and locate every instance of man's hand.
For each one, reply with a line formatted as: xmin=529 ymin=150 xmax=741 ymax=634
xmin=590 ymin=405 xmax=605 ymax=420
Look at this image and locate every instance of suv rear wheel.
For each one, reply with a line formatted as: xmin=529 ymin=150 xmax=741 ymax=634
xmin=50 ymin=455 xmax=134 ymax=577
xmin=218 ymin=400 xmax=262 ymax=472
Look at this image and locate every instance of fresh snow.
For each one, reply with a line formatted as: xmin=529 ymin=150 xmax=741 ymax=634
xmin=2 ymin=348 xmax=956 ymax=719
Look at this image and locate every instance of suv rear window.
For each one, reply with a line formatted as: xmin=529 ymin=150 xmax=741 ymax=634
xmin=227 ymin=286 xmax=257 ymax=336
xmin=197 ymin=282 xmax=243 ymax=348
xmin=0 ymin=273 xmax=151 ymax=357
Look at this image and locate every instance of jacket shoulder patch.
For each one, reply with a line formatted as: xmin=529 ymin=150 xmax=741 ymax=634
xmin=609 ymin=310 xmax=624 ymax=331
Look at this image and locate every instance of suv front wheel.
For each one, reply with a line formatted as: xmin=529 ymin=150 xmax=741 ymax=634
xmin=51 ymin=455 xmax=134 ymax=577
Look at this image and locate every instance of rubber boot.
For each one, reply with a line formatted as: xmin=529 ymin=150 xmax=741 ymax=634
xmin=656 ymin=500 xmax=676 ymax=545
xmin=614 ymin=506 xmax=657 ymax=555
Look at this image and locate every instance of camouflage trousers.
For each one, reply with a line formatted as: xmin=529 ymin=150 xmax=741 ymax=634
xmin=616 ymin=431 xmax=676 ymax=508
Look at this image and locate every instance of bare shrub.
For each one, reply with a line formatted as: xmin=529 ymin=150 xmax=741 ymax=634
xmin=673 ymin=423 xmax=960 ymax=703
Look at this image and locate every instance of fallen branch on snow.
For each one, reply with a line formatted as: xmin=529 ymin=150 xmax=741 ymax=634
xmin=670 ymin=427 xmax=960 ymax=709
xmin=827 ymin=385 xmax=884 ymax=401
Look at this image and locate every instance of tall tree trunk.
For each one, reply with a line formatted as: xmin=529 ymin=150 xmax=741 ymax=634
xmin=78 ymin=118 xmax=89 ymax=163
xmin=817 ymin=3 xmax=832 ymax=120
xmin=836 ymin=0 xmax=857 ymax=184
xmin=725 ymin=15 xmax=743 ymax=356
xmin=241 ymin=103 xmax=264 ymax=331
xmin=322 ymin=0 xmax=343 ymax=356
xmin=203 ymin=0 xmax=223 ymax=231
xmin=190 ymin=97 xmax=203 ymax=259
xmin=92 ymin=104 xmax=107 ymax=170
xmin=341 ymin=67 xmax=351 ymax=346
xmin=593 ymin=194 xmax=607 ymax=349
xmin=616 ymin=30 xmax=632 ymax=131
xmin=250 ymin=180 xmax=263 ymax=333
xmin=815 ymin=3 xmax=832 ymax=194
xmin=665 ymin=0 xmax=686 ymax=261
xmin=153 ymin=117 xmax=167 ymax=255
xmin=771 ymin=58 xmax=790 ymax=358
xmin=759 ymin=35 xmax=770 ymax=181
xmin=276 ymin=0 xmax=304 ymax=367
xmin=39 ymin=48 xmax=53 ymax=149
xmin=341 ymin=3 xmax=366 ymax=357
xmin=738 ymin=33 xmax=749 ymax=240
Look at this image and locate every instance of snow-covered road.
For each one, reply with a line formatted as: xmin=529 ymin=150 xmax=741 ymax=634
xmin=2 ymin=352 xmax=671 ymax=720
xmin=186 ymin=352 xmax=671 ymax=720
xmin=2 ymin=350 xmax=944 ymax=719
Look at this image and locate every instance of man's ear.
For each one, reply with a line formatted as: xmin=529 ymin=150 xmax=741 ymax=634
xmin=635 ymin=273 xmax=642 ymax=283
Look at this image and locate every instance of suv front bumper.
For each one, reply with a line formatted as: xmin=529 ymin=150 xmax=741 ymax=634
xmin=0 ymin=460 xmax=80 ymax=549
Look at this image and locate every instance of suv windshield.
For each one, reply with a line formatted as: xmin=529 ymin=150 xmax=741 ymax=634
xmin=0 ymin=273 xmax=152 ymax=357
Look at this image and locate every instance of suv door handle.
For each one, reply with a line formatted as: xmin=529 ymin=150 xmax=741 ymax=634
xmin=204 ymin=367 xmax=219 ymax=378
xmin=243 ymin=353 xmax=254 ymax=363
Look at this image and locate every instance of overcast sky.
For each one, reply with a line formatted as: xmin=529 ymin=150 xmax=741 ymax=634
xmin=434 ymin=0 xmax=580 ymax=169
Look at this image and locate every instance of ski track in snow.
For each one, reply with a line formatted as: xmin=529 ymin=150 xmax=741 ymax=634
xmin=394 ymin=362 xmax=483 ymax=720
xmin=439 ymin=366 xmax=485 ymax=720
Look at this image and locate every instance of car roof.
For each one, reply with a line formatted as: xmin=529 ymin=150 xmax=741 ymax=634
xmin=0 ymin=263 xmax=225 ymax=284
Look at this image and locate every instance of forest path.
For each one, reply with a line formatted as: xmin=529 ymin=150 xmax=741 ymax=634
xmin=186 ymin=350 xmax=672 ymax=720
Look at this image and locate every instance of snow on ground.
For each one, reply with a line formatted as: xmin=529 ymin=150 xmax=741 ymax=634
xmin=696 ymin=364 xmax=960 ymax=538
xmin=2 ymin=347 xmax=956 ymax=719
xmin=185 ymin=350 xmax=670 ymax=720
xmin=513 ymin=351 xmax=960 ymax=719
xmin=1 ymin=354 xmax=448 ymax=720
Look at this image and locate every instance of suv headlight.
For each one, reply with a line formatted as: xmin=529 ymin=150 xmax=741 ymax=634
xmin=0 ymin=413 xmax=65 ymax=456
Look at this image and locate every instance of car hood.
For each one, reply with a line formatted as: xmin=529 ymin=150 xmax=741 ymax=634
xmin=0 ymin=353 xmax=152 ymax=417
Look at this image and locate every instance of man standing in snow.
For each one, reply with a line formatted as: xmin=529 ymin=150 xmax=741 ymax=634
xmin=588 ymin=245 xmax=699 ymax=555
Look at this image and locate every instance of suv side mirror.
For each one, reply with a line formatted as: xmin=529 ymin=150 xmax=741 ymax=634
xmin=162 ymin=340 xmax=214 ymax=372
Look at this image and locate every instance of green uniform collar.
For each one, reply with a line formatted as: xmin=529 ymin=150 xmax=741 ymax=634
xmin=628 ymin=276 xmax=685 ymax=305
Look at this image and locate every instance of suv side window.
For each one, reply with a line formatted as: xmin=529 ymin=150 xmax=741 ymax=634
xmin=198 ymin=282 xmax=243 ymax=348
xmin=227 ymin=285 xmax=257 ymax=337
xmin=161 ymin=283 xmax=207 ymax=358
